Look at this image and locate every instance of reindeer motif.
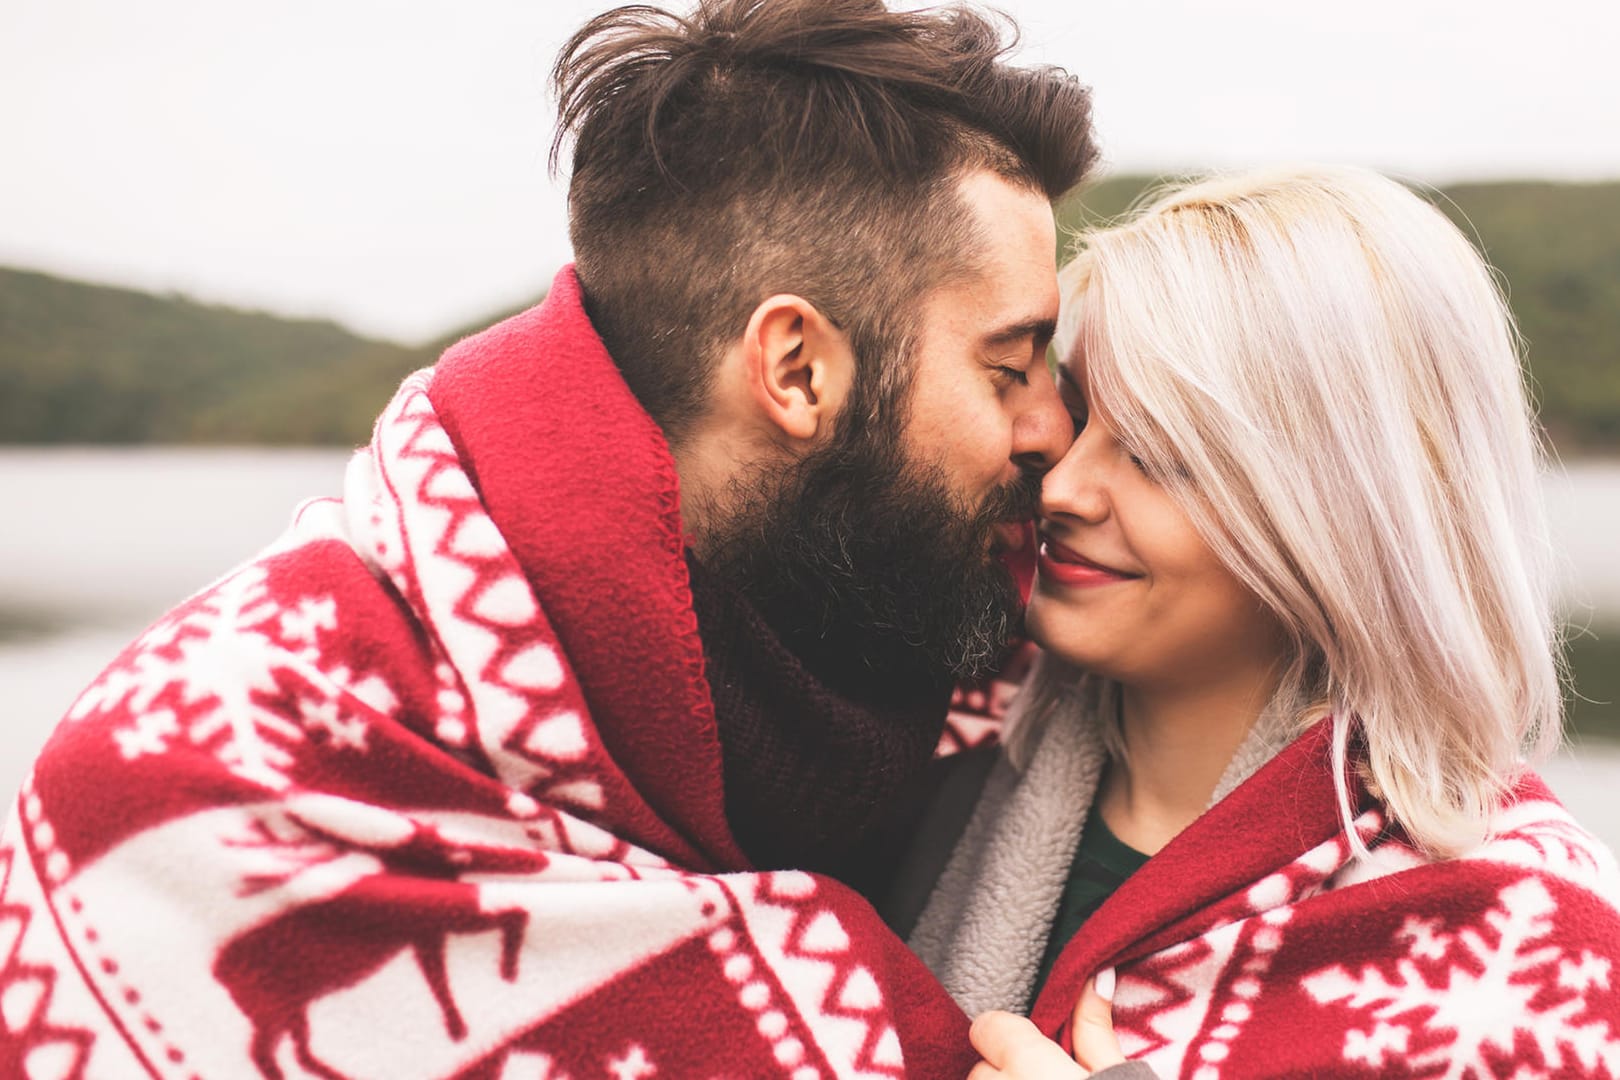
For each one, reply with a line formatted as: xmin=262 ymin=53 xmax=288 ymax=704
xmin=212 ymin=799 xmax=540 ymax=1080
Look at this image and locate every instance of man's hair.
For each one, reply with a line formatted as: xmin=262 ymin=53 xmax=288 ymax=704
xmin=552 ymin=0 xmax=1097 ymax=445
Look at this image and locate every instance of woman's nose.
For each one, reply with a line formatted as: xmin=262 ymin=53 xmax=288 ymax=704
xmin=1040 ymin=428 xmax=1111 ymax=524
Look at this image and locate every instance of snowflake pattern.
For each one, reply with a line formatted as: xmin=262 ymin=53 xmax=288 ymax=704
xmin=68 ymin=564 xmax=397 ymax=790
xmin=1304 ymin=876 xmax=1620 ymax=1078
xmin=1472 ymin=799 xmax=1620 ymax=907
xmin=606 ymin=1043 xmax=656 ymax=1080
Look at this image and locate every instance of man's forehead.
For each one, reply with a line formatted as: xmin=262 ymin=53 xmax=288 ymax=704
xmin=918 ymin=275 xmax=1055 ymax=338
xmin=913 ymin=174 xmax=1060 ymax=345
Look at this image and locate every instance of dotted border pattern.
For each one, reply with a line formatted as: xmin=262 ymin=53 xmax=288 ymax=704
xmin=22 ymin=778 xmax=203 ymax=1080
xmin=706 ymin=919 xmax=825 ymax=1080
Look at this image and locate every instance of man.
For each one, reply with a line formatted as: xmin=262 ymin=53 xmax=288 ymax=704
xmin=0 ymin=1 xmax=1095 ymax=1075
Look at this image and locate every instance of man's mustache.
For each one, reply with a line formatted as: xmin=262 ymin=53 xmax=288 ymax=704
xmin=979 ymin=467 xmax=1044 ymax=529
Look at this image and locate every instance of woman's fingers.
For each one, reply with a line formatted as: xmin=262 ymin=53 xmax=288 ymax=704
xmin=1071 ymin=968 xmax=1128 ymax=1072
xmin=966 ymin=971 xmax=1130 ymax=1080
xmin=970 ymin=1010 xmax=1086 ymax=1078
xmin=968 ymin=1010 xmax=1029 ymax=1068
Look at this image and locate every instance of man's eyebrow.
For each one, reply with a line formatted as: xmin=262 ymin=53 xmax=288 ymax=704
xmin=982 ymin=317 xmax=1057 ymax=350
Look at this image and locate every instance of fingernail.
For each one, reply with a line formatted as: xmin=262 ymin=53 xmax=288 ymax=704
xmin=1095 ymin=966 xmax=1116 ymax=1002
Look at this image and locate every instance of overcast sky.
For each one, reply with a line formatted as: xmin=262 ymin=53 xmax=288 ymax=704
xmin=3 ymin=0 xmax=1617 ymax=343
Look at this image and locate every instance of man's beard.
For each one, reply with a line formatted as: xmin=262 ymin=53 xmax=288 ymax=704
xmin=699 ymin=424 xmax=1041 ymax=701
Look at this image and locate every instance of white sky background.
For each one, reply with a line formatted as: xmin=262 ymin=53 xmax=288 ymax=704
xmin=1 ymin=0 xmax=1617 ymax=344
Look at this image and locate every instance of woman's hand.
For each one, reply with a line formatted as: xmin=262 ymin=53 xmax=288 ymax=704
xmin=968 ymin=969 xmax=1126 ymax=1079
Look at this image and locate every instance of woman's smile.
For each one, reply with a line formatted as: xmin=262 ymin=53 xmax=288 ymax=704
xmin=1037 ymin=535 xmax=1140 ymax=588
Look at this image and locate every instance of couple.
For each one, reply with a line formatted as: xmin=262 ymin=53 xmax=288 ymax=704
xmin=3 ymin=1 xmax=1617 ymax=1078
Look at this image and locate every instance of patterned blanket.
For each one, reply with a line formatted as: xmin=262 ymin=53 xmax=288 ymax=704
xmin=0 ymin=269 xmax=976 ymax=1079
xmin=913 ymin=688 xmax=1620 ymax=1079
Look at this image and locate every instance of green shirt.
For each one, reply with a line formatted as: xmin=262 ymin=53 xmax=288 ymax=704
xmin=1032 ymin=811 xmax=1151 ymax=996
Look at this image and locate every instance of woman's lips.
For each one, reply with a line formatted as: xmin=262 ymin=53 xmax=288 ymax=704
xmin=1037 ymin=538 xmax=1138 ymax=588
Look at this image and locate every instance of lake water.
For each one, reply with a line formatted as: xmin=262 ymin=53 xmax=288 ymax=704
xmin=2 ymin=449 xmax=1618 ymax=848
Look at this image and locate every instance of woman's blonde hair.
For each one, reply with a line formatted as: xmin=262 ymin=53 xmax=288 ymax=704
xmin=1038 ymin=165 xmax=1563 ymax=858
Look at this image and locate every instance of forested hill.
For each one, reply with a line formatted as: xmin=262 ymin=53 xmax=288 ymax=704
xmin=0 ymin=268 xmax=490 ymax=445
xmin=1058 ymin=177 xmax=1620 ymax=453
xmin=2 ymin=177 xmax=1617 ymax=450
xmin=0 ymin=268 xmax=423 ymax=444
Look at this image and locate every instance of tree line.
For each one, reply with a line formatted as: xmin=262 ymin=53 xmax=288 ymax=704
xmin=2 ymin=177 xmax=1616 ymax=452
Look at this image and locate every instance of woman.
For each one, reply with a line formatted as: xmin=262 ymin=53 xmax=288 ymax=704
xmin=899 ymin=166 xmax=1620 ymax=1077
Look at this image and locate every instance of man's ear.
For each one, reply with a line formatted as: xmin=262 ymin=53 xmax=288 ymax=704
xmin=738 ymin=294 xmax=854 ymax=445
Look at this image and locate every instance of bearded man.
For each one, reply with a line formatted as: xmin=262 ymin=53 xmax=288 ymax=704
xmin=0 ymin=1 xmax=1100 ymax=1075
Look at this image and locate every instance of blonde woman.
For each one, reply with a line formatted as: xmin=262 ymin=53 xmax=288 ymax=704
xmin=891 ymin=167 xmax=1620 ymax=1077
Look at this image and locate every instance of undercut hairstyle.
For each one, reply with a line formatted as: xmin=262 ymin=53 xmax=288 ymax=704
xmin=551 ymin=0 xmax=1097 ymax=446
xmin=1017 ymin=166 xmax=1562 ymax=859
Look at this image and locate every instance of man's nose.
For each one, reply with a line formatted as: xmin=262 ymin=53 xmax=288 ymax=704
xmin=1010 ymin=366 xmax=1074 ymax=472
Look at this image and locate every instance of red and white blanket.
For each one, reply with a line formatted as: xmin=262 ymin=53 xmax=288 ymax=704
xmin=0 ymin=268 xmax=977 ymax=1079
xmin=912 ymin=687 xmax=1620 ymax=1078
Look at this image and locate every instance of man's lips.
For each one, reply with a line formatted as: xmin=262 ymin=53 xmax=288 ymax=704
xmin=1037 ymin=536 xmax=1139 ymax=588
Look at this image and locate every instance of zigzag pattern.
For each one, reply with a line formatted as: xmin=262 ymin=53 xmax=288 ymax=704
xmin=0 ymin=829 xmax=97 ymax=1080
xmin=704 ymin=912 xmax=823 ymax=1078
xmin=1114 ymin=936 xmax=1217 ymax=1067
xmin=1115 ymin=811 xmax=1384 ymax=1075
xmin=1185 ymin=809 xmax=1383 ymax=942
xmin=732 ymin=872 xmax=905 ymax=1079
xmin=356 ymin=378 xmax=647 ymax=837
xmin=1183 ymin=908 xmax=1295 ymax=1080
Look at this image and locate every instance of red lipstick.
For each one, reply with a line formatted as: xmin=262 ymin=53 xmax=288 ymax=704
xmin=1037 ymin=537 xmax=1138 ymax=589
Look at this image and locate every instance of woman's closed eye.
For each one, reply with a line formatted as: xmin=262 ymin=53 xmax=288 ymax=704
xmin=1060 ymin=396 xmax=1088 ymax=435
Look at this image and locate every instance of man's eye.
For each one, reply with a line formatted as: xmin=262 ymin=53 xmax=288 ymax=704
xmin=995 ymin=365 xmax=1029 ymax=387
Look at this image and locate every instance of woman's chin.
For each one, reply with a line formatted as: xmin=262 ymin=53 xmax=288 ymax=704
xmin=1025 ymin=600 xmax=1117 ymax=673
xmin=1024 ymin=622 xmax=1122 ymax=677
